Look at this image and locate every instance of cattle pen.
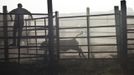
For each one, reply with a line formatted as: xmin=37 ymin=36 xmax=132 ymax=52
xmin=0 ymin=1 xmax=134 ymax=75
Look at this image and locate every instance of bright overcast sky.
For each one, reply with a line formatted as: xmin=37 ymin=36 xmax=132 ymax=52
xmin=0 ymin=0 xmax=134 ymax=13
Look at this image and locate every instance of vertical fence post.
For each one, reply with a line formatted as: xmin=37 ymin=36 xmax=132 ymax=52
xmin=34 ymin=20 xmax=38 ymax=56
xmin=55 ymin=11 xmax=60 ymax=60
xmin=43 ymin=18 xmax=47 ymax=41
xmin=86 ymin=7 xmax=90 ymax=59
xmin=114 ymin=6 xmax=121 ymax=61
xmin=3 ymin=6 xmax=9 ymax=63
xmin=43 ymin=18 xmax=48 ymax=58
xmin=47 ymin=0 xmax=55 ymax=62
xmin=47 ymin=0 xmax=58 ymax=75
xmin=120 ymin=0 xmax=128 ymax=75
xmin=25 ymin=20 xmax=29 ymax=54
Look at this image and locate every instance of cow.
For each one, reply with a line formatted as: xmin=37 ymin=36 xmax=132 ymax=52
xmin=40 ymin=31 xmax=86 ymax=58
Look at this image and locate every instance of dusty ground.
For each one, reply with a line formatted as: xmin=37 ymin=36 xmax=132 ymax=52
xmin=0 ymin=58 xmax=134 ymax=75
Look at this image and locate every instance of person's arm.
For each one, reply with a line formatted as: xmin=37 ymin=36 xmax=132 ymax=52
xmin=9 ymin=9 xmax=16 ymax=21
xmin=27 ymin=11 xmax=33 ymax=19
xmin=23 ymin=9 xmax=33 ymax=19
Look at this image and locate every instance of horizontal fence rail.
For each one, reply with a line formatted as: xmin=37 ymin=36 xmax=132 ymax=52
xmin=0 ymin=8 xmax=133 ymax=63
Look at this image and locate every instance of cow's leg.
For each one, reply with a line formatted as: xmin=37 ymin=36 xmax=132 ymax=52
xmin=40 ymin=41 xmax=48 ymax=55
xmin=78 ymin=48 xmax=86 ymax=58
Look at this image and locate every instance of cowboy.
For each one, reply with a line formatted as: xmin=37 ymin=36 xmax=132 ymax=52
xmin=9 ymin=3 xmax=33 ymax=46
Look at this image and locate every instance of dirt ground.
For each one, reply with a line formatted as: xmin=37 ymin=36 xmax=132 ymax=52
xmin=0 ymin=58 xmax=134 ymax=75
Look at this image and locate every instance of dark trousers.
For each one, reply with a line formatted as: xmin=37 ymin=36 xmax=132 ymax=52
xmin=12 ymin=21 xmax=24 ymax=46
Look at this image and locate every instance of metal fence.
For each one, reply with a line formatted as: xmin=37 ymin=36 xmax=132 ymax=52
xmin=0 ymin=6 xmax=133 ymax=64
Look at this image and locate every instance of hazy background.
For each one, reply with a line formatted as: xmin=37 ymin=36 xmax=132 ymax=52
xmin=0 ymin=0 xmax=134 ymax=13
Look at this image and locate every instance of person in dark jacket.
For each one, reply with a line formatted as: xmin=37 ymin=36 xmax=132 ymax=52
xmin=9 ymin=3 xmax=33 ymax=46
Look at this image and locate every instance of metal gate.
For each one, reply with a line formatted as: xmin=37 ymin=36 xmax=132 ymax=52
xmin=0 ymin=1 xmax=134 ymax=75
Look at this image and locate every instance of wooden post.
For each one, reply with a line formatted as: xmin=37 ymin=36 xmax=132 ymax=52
xmin=47 ymin=0 xmax=58 ymax=75
xmin=114 ymin=6 xmax=121 ymax=61
xmin=86 ymin=7 xmax=90 ymax=59
xmin=47 ymin=0 xmax=55 ymax=62
xmin=3 ymin=6 xmax=9 ymax=63
xmin=120 ymin=0 xmax=128 ymax=75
